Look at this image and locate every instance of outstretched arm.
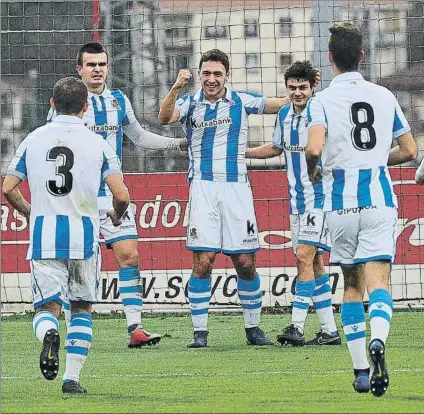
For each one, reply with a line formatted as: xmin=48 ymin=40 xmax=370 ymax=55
xmin=246 ymin=143 xmax=283 ymax=159
xmin=158 ymin=69 xmax=192 ymax=125
xmin=124 ymin=121 xmax=187 ymax=151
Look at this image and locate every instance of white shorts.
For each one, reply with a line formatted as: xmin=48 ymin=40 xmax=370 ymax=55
xmin=326 ymin=205 xmax=397 ymax=266
xmin=290 ymin=208 xmax=331 ymax=255
xmin=98 ymin=197 xmax=138 ymax=248
xmin=186 ymin=180 xmax=260 ymax=254
xmin=31 ymin=246 xmax=101 ymax=309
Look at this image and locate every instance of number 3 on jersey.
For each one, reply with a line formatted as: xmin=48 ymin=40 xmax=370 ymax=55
xmin=46 ymin=146 xmax=74 ymax=196
xmin=350 ymin=102 xmax=376 ymax=151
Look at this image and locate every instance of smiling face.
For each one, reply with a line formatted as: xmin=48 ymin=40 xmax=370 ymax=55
xmin=76 ymin=52 xmax=109 ymax=92
xmin=286 ymin=78 xmax=314 ymax=112
xmin=199 ymin=60 xmax=229 ymax=102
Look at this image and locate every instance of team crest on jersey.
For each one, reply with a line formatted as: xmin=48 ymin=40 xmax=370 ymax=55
xmin=112 ymin=99 xmax=121 ymax=110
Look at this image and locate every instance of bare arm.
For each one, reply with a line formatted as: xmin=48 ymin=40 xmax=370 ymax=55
xmin=245 ymin=143 xmax=283 ymax=159
xmin=104 ymin=173 xmax=130 ymax=223
xmin=158 ymin=69 xmax=192 ymax=125
xmin=388 ymin=131 xmax=417 ymax=166
xmin=2 ymin=175 xmax=31 ymax=219
xmin=263 ymin=97 xmax=291 ymax=114
xmin=306 ymin=125 xmax=326 ymax=182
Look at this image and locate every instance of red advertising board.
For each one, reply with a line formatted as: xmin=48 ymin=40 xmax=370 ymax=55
xmin=2 ymin=168 xmax=424 ymax=273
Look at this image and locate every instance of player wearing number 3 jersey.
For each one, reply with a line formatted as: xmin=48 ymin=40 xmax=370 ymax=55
xmin=3 ymin=77 xmax=130 ymax=393
xmin=306 ymin=22 xmax=417 ymax=397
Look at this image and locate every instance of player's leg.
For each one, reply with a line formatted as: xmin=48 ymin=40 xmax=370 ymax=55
xmin=327 ymin=209 xmax=370 ymax=393
xmin=306 ymin=253 xmax=340 ymax=345
xmin=186 ymin=180 xmax=221 ymax=348
xmin=62 ymin=250 xmax=99 ymax=394
xmin=31 ymin=259 xmax=65 ymax=381
xmin=278 ymin=242 xmax=315 ymax=346
xmin=186 ymin=251 xmax=217 ymax=348
xmin=355 ymin=206 xmax=397 ymax=397
xmin=101 ymin=203 xmax=161 ymax=347
xmin=231 ymin=253 xmax=273 ymax=346
xmin=221 ymin=181 xmax=272 ymax=345
xmin=110 ymin=238 xmax=160 ymax=347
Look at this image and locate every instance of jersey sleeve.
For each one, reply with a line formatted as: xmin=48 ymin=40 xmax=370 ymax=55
xmin=46 ymin=107 xmax=56 ymax=123
xmin=7 ymin=138 xmax=29 ymax=180
xmin=122 ymin=93 xmax=137 ymax=129
xmin=392 ymin=96 xmax=411 ymax=139
xmin=175 ymin=93 xmax=191 ymax=122
xmin=271 ymin=112 xmax=284 ymax=150
xmin=239 ymin=91 xmax=266 ymax=115
xmin=101 ymin=141 xmax=122 ymax=180
xmin=306 ymin=96 xmax=327 ymax=130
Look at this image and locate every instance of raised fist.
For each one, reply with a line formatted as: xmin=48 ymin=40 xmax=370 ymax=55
xmin=173 ymin=69 xmax=192 ymax=89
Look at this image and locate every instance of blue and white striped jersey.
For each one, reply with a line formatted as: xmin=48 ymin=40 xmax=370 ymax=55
xmin=272 ymin=103 xmax=324 ymax=214
xmin=7 ymin=115 xmax=122 ymax=260
xmin=307 ymin=72 xmax=411 ymax=211
xmin=48 ymin=86 xmax=134 ymax=198
xmin=176 ymin=87 xmax=266 ymax=182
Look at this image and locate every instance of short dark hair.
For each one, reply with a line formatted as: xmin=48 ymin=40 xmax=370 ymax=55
xmin=284 ymin=61 xmax=317 ymax=88
xmin=199 ymin=49 xmax=230 ymax=73
xmin=329 ymin=22 xmax=362 ymax=72
xmin=76 ymin=42 xmax=108 ymax=66
xmin=53 ymin=77 xmax=88 ymax=115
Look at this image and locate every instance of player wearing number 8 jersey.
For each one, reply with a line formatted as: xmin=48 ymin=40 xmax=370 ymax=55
xmin=3 ymin=77 xmax=130 ymax=393
xmin=306 ymin=22 xmax=417 ymax=396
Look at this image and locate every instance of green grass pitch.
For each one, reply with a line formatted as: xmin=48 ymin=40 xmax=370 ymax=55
xmin=2 ymin=312 xmax=424 ymax=413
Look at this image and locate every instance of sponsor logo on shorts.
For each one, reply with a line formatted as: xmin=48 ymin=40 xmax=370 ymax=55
xmin=242 ymin=238 xmax=257 ymax=244
xmin=337 ymin=206 xmax=377 ymax=215
xmin=247 ymin=220 xmax=255 ymax=235
xmin=190 ymin=228 xmax=197 ymax=238
xmin=306 ymin=213 xmax=316 ymax=226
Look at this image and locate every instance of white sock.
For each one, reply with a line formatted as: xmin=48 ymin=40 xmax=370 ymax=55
xmin=313 ymin=274 xmax=337 ymax=335
xmin=33 ymin=311 xmax=59 ymax=343
xmin=63 ymin=313 xmax=92 ymax=383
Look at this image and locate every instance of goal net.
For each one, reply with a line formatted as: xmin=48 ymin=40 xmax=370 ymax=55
xmin=1 ymin=0 xmax=424 ymax=313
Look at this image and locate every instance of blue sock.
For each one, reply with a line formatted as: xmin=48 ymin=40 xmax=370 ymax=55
xmin=63 ymin=313 xmax=93 ymax=383
xmin=33 ymin=311 xmax=59 ymax=343
xmin=188 ymin=276 xmax=211 ymax=332
xmin=238 ymin=275 xmax=262 ymax=328
xmin=292 ymin=279 xmax=315 ymax=334
xmin=369 ymin=289 xmax=393 ymax=344
xmin=119 ymin=267 xmax=143 ymax=328
xmin=341 ymin=302 xmax=369 ymax=370
xmin=313 ymin=274 xmax=337 ymax=335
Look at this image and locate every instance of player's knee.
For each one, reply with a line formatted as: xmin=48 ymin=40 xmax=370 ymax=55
xmin=70 ymin=300 xmax=92 ymax=314
xmin=35 ymin=301 xmax=61 ymax=318
xmin=118 ymin=249 xmax=139 ymax=267
xmin=193 ymin=257 xmax=214 ymax=277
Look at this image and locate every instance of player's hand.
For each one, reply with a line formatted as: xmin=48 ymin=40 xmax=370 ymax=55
xmin=314 ymin=68 xmax=321 ymax=87
xmin=173 ymin=69 xmax=192 ymax=90
xmin=107 ymin=209 xmax=123 ymax=227
xmin=179 ymin=138 xmax=188 ymax=152
xmin=309 ymin=165 xmax=322 ymax=183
